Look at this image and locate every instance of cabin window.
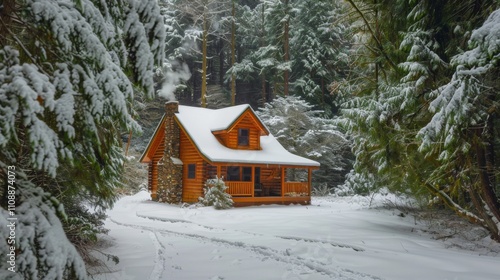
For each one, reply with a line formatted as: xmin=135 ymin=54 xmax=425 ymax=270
xmin=242 ymin=167 xmax=252 ymax=181
xmin=227 ymin=166 xmax=240 ymax=181
xmin=254 ymin=167 xmax=261 ymax=184
xmin=226 ymin=166 xmax=252 ymax=181
xmin=187 ymin=164 xmax=196 ymax=179
xmin=238 ymin=128 xmax=249 ymax=146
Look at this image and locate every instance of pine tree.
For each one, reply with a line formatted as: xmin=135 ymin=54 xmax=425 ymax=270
xmin=172 ymin=0 xmax=230 ymax=107
xmin=226 ymin=2 xmax=267 ymax=104
xmin=157 ymin=0 xmax=195 ymax=101
xmin=291 ymin=0 xmax=351 ymax=116
xmin=229 ymin=0 xmax=293 ymax=100
xmin=199 ymin=177 xmax=234 ymax=209
xmin=0 ymin=0 xmax=165 ymax=278
xmin=259 ymin=0 xmax=293 ymax=96
xmin=257 ymin=96 xmax=352 ymax=189
xmin=340 ymin=0 xmax=500 ymax=240
xmin=418 ymin=7 xmax=500 ymax=241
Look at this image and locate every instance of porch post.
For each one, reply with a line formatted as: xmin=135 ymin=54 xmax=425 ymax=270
xmin=308 ymin=168 xmax=312 ymax=197
xmin=150 ymin=162 xmax=157 ymax=200
xmin=217 ymin=165 xmax=221 ymax=179
xmin=251 ymin=166 xmax=255 ymax=197
xmin=281 ymin=166 xmax=285 ymax=197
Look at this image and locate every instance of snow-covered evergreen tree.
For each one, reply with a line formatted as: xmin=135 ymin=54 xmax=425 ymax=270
xmin=418 ymin=7 xmax=500 ymax=241
xmin=229 ymin=0 xmax=293 ymax=99
xmin=257 ymin=96 xmax=352 ymax=189
xmin=340 ymin=0 xmax=500 ymax=240
xmin=228 ymin=0 xmax=351 ymax=110
xmin=0 ymin=0 xmax=165 ymax=278
xmin=199 ymin=177 xmax=234 ymax=210
xmin=156 ymin=0 xmax=194 ymax=101
xmin=291 ymin=0 xmax=351 ymax=116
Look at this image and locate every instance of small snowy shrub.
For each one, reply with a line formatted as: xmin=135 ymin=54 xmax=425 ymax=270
xmin=199 ymin=177 xmax=234 ymax=210
xmin=335 ymin=170 xmax=377 ymax=196
xmin=312 ymin=183 xmax=331 ymax=196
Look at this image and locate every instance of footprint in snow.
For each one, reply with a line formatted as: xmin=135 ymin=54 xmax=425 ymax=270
xmin=231 ymin=259 xmax=242 ymax=265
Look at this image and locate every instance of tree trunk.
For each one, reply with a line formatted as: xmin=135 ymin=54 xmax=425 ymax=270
xmin=231 ymin=1 xmax=236 ymax=105
xmin=260 ymin=3 xmax=266 ymax=106
xmin=201 ymin=13 xmax=208 ymax=108
xmin=473 ymin=127 xmax=500 ymax=241
xmin=283 ymin=0 xmax=289 ymax=96
xmin=219 ymin=37 xmax=224 ymax=86
xmin=0 ymin=0 xmax=15 ymax=46
xmin=261 ymin=74 xmax=266 ymax=106
xmin=468 ymin=180 xmax=500 ymax=241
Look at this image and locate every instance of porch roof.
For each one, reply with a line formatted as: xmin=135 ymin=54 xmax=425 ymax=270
xmin=176 ymin=105 xmax=320 ymax=167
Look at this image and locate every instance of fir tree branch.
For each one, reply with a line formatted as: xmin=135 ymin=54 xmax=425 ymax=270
xmin=345 ymin=0 xmax=397 ymax=70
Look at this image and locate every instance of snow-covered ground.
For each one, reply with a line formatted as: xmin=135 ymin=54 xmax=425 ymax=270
xmin=93 ymin=191 xmax=500 ymax=280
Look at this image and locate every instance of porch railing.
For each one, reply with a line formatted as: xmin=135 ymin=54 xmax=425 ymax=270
xmin=284 ymin=182 xmax=308 ymax=196
xmin=225 ymin=181 xmax=253 ymax=196
xmin=225 ymin=181 xmax=309 ymax=197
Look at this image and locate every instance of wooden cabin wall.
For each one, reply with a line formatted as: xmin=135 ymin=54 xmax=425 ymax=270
xmin=205 ymin=164 xmax=218 ymax=182
xmin=214 ymin=133 xmax=227 ymax=146
xmin=150 ymin=136 xmax=166 ymax=198
xmin=180 ymin=130 xmax=205 ymax=202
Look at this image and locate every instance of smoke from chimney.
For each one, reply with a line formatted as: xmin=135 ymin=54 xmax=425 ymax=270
xmin=157 ymin=60 xmax=191 ymax=101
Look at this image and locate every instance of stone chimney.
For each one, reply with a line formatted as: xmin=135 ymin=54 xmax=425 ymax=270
xmin=156 ymin=101 xmax=183 ymax=203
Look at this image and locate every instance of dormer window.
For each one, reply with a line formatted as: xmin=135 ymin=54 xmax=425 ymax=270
xmin=238 ymin=128 xmax=249 ymax=146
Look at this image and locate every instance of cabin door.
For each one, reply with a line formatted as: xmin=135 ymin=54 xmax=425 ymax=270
xmin=254 ymin=167 xmax=263 ymax=196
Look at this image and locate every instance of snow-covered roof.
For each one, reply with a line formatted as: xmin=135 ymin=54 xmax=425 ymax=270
xmin=175 ymin=105 xmax=319 ymax=167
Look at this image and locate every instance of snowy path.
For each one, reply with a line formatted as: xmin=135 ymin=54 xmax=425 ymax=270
xmin=107 ymin=214 xmax=379 ymax=279
xmin=94 ymin=192 xmax=500 ymax=280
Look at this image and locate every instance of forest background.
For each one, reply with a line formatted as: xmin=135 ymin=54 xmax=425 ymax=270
xmin=0 ymin=0 xmax=500 ymax=279
xmin=157 ymin=0 xmax=500 ymax=243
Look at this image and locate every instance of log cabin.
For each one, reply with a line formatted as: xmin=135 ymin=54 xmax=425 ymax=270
xmin=139 ymin=101 xmax=320 ymax=206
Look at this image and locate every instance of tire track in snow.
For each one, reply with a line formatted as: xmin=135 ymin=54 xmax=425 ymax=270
xmin=109 ymin=218 xmax=382 ymax=280
xmin=137 ymin=212 xmax=365 ymax=252
xmin=136 ymin=212 xmax=262 ymax=236
xmin=277 ymin=236 xmax=365 ymax=252
xmin=148 ymin=232 xmax=166 ymax=280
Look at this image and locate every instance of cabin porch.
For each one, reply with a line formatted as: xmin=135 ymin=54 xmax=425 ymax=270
xmin=205 ymin=164 xmax=315 ymax=206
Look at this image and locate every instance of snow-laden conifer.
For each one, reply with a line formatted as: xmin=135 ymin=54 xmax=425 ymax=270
xmin=341 ymin=0 xmax=500 ymax=241
xmin=199 ymin=177 xmax=234 ymax=210
xmin=290 ymin=0 xmax=351 ymax=115
xmin=0 ymin=0 xmax=165 ymax=278
xmin=257 ymin=96 xmax=352 ymax=189
xmin=418 ymin=8 xmax=500 ymax=241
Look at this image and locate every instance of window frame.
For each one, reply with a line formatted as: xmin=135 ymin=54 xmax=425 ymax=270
xmin=187 ymin=164 xmax=196 ymax=179
xmin=227 ymin=166 xmax=241 ymax=181
xmin=238 ymin=128 xmax=249 ymax=146
xmin=242 ymin=167 xmax=252 ymax=182
xmin=226 ymin=166 xmax=253 ymax=182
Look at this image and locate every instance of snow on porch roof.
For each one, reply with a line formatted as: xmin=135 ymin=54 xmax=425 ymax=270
xmin=176 ymin=104 xmax=320 ymax=167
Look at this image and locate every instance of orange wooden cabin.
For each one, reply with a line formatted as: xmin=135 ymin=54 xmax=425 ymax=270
xmin=139 ymin=101 xmax=320 ymax=206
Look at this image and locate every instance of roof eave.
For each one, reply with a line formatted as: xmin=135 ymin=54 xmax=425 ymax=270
xmin=139 ymin=114 xmax=167 ymax=163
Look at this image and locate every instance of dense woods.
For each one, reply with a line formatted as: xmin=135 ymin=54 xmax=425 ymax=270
xmin=1 ymin=0 xmax=500 ymax=278
xmin=159 ymin=0 xmax=350 ymax=115
xmin=339 ymin=0 xmax=500 ymax=242
xmin=162 ymin=0 xmax=500 ymax=243
xmin=0 ymin=0 xmax=165 ymax=278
